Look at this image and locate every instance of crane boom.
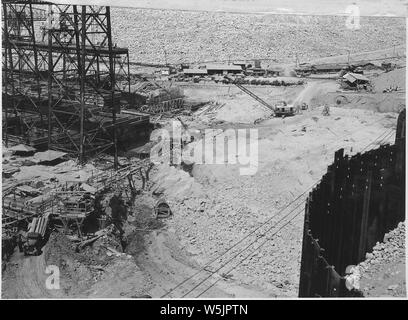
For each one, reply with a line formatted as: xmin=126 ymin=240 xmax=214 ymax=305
xmin=224 ymin=75 xmax=275 ymax=113
xmin=234 ymin=83 xmax=275 ymax=112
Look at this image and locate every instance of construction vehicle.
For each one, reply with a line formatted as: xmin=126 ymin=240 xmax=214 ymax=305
xmin=223 ymin=75 xmax=297 ymax=118
xmin=274 ymin=100 xmax=296 ymax=117
xmin=322 ymin=104 xmax=330 ymax=116
xmin=23 ymin=215 xmax=49 ymax=256
xmin=300 ymin=102 xmax=309 ymax=110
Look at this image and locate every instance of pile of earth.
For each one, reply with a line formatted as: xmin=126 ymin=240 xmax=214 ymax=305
xmin=44 ymin=218 xmax=154 ymax=298
xmin=357 ymin=221 xmax=406 ymax=297
xmin=149 ymin=164 xmax=205 ymax=202
xmin=372 ymin=68 xmax=406 ymax=92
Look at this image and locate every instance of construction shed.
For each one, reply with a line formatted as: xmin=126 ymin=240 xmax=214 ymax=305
xmin=342 ymin=72 xmax=370 ymax=90
xmin=205 ymin=64 xmax=242 ymax=75
xmin=343 ymin=72 xmax=369 ymax=84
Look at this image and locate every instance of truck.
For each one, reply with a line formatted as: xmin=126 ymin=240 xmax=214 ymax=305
xmin=22 ymin=216 xmax=48 ymax=256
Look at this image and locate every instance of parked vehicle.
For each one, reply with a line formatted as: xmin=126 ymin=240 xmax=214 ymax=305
xmin=22 ymin=216 xmax=48 ymax=256
xmin=274 ymin=100 xmax=295 ymax=117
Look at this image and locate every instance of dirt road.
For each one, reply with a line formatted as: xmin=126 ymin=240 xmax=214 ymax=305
xmin=2 ymin=251 xmax=65 ymax=299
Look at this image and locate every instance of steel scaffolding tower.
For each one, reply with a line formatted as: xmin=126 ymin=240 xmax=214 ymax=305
xmin=2 ymin=0 xmax=132 ymax=168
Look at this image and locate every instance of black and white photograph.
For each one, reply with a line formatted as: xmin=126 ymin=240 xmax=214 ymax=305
xmin=0 ymin=0 xmax=406 ymax=303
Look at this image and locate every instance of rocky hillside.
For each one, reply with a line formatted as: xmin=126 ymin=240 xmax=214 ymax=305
xmin=111 ymin=9 xmax=406 ymax=64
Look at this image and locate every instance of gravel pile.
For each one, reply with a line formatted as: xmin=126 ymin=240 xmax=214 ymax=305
xmin=111 ymin=9 xmax=406 ymax=65
xmin=149 ymin=160 xmax=306 ymax=296
xmin=356 ymin=221 xmax=406 ymax=297
xmin=359 ymin=222 xmax=405 ymax=273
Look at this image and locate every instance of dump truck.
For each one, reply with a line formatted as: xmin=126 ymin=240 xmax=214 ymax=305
xmin=23 ymin=216 xmax=48 ymax=256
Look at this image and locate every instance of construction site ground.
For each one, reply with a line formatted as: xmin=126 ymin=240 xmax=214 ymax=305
xmin=2 ymin=53 xmax=406 ymax=298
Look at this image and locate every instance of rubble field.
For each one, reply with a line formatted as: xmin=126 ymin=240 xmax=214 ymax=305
xmin=112 ymin=9 xmax=405 ymax=64
xmin=358 ymin=222 xmax=406 ymax=297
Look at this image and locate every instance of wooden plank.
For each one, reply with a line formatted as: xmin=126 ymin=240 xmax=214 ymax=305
xmin=358 ymin=170 xmax=372 ymax=261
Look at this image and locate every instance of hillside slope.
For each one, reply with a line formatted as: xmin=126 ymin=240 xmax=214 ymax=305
xmin=111 ymin=9 xmax=406 ymax=64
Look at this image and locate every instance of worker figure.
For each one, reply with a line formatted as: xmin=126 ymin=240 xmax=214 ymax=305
xmin=40 ymin=21 xmax=47 ymax=42
xmin=138 ymin=167 xmax=146 ymax=190
xmin=59 ymin=12 xmax=68 ymax=31
xmin=296 ymin=104 xmax=301 ymax=114
xmin=17 ymin=233 xmax=24 ymax=253
xmin=322 ymin=104 xmax=330 ymax=116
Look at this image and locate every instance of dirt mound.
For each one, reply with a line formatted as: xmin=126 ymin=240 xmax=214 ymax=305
xmin=43 ymin=227 xmax=152 ymax=298
xmin=150 ymin=164 xmax=205 ymax=202
xmin=357 ymin=222 xmax=406 ymax=297
xmin=44 ymin=232 xmax=100 ymax=296
xmin=325 ymin=92 xmax=405 ymax=113
xmin=372 ymin=68 xmax=406 ymax=92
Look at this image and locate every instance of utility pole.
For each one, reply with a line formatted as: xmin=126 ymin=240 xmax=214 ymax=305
xmin=164 ymin=48 xmax=168 ymax=66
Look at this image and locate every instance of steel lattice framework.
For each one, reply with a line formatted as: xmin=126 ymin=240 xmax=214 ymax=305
xmin=2 ymin=0 xmax=132 ymax=168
